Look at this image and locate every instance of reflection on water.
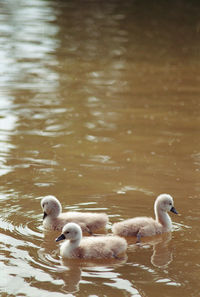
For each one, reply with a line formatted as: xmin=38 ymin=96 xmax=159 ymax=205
xmin=0 ymin=0 xmax=200 ymax=296
xmin=0 ymin=98 xmax=17 ymax=176
xmin=126 ymin=232 xmax=173 ymax=269
xmin=0 ymin=0 xmax=59 ymax=92
xmin=150 ymin=233 xmax=173 ymax=268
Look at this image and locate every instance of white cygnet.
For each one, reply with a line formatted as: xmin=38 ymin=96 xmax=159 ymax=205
xmin=56 ymin=222 xmax=127 ymax=259
xmin=41 ymin=195 xmax=108 ymax=234
xmin=112 ymin=193 xmax=178 ymax=242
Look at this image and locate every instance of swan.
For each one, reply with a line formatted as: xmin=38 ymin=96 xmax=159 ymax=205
xmin=112 ymin=193 xmax=178 ymax=242
xmin=41 ymin=195 xmax=108 ymax=234
xmin=55 ymin=222 xmax=127 ymax=259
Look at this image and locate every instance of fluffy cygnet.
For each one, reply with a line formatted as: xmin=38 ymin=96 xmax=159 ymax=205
xmin=56 ymin=222 xmax=127 ymax=259
xmin=112 ymin=194 xmax=178 ymax=242
xmin=41 ymin=195 xmax=108 ymax=233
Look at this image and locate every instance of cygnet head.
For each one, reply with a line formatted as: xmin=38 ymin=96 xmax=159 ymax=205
xmin=41 ymin=195 xmax=62 ymax=220
xmin=154 ymin=194 xmax=178 ymax=214
xmin=56 ymin=223 xmax=82 ymax=242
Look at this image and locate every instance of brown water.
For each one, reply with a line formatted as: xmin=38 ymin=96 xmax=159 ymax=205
xmin=0 ymin=0 xmax=200 ymax=296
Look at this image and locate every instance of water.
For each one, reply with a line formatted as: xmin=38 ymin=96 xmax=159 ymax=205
xmin=0 ymin=0 xmax=200 ymax=296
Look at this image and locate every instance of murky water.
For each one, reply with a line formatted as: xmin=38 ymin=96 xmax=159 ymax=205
xmin=0 ymin=0 xmax=200 ymax=296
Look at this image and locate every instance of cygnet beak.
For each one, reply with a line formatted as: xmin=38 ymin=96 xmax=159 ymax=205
xmin=55 ymin=234 xmax=65 ymax=242
xmin=43 ymin=212 xmax=47 ymax=220
xmin=170 ymin=206 xmax=178 ymax=214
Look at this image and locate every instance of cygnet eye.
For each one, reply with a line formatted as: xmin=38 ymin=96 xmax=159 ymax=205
xmin=169 ymin=202 xmax=172 ymax=206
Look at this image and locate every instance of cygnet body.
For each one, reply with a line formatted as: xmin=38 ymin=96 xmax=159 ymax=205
xmin=112 ymin=194 xmax=178 ymax=242
xmin=56 ymin=222 xmax=127 ymax=259
xmin=41 ymin=195 xmax=108 ymax=233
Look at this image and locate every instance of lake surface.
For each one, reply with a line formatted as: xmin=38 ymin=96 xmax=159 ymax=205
xmin=0 ymin=0 xmax=200 ymax=296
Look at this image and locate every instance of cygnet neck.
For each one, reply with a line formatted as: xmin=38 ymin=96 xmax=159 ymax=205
xmin=67 ymin=225 xmax=83 ymax=248
xmin=69 ymin=237 xmax=81 ymax=248
xmin=67 ymin=228 xmax=82 ymax=249
xmin=155 ymin=208 xmax=172 ymax=229
xmin=49 ymin=201 xmax=62 ymax=218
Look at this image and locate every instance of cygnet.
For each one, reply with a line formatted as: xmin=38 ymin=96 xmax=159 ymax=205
xmin=56 ymin=222 xmax=127 ymax=259
xmin=41 ymin=195 xmax=108 ymax=234
xmin=112 ymin=193 xmax=178 ymax=242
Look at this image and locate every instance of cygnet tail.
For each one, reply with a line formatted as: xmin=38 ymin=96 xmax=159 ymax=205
xmin=111 ymin=237 xmax=127 ymax=257
xmin=87 ymin=213 xmax=109 ymax=232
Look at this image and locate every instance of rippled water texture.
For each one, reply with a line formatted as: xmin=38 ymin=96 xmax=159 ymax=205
xmin=0 ymin=0 xmax=200 ymax=296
